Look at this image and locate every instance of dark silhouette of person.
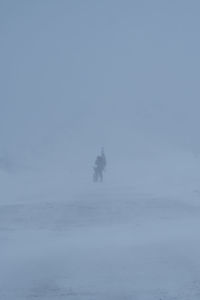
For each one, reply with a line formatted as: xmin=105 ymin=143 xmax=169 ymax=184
xmin=101 ymin=148 xmax=106 ymax=170
xmin=93 ymin=149 xmax=106 ymax=182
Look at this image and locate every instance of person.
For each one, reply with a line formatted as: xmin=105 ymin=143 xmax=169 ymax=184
xmin=101 ymin=148 xmax=106 ymax=171
xmin=93 ymin=149 xmax=107 ymax=182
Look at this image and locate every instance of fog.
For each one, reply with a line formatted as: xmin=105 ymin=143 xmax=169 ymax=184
xmin=1 ymin=1 xmax=200 ymax=164
xmin=1 ymin=1 xmax=200 ymax=299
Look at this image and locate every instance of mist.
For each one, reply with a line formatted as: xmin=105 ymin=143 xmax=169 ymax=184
xmin=1 ymin=1 xmax=200 ymax=159
xmin=1 ymin=1 xmax=200 ymax=299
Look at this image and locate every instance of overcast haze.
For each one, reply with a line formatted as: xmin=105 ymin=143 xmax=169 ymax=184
xmin=2 ymin=1 xmax=200 ymax=300
xmin=1 ymin=0 xmax=200 ymax=167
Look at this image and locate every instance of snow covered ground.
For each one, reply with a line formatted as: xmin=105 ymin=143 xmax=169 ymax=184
xmin=1 ymin=165 xmax=200 ymax=300
xmin=2 ymin=0 xmax=200 ymax=298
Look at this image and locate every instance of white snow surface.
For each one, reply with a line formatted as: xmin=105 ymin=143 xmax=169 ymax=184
xmin=2 ymin=1 xmax=200 ymax=298
xmin=1 ymin=159 xmax=200 ymax=300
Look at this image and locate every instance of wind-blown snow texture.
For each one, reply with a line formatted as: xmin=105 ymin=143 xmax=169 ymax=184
xmin=2 ymin=163 xmax=200 ymax=300
xmin=2 ymin=0 xmax=200 ymax=299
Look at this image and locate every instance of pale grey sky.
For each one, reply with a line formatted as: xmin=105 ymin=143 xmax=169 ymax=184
xmin=1 ymin=0 xmax=200 ymax=162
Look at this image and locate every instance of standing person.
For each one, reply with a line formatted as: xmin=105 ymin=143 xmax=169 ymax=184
xmin=93 ymin=149 xmax=107 ymax=182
